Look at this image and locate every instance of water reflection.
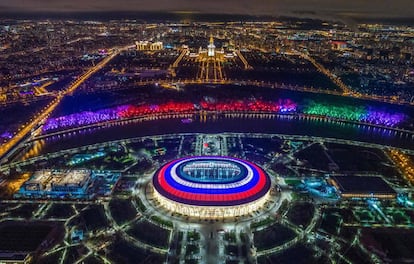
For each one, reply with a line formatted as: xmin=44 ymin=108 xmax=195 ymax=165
xmin=25 ymin=115 xmax=414 ymax=159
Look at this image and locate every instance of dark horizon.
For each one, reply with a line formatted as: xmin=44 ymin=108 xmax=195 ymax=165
xmin=1 ymin=10 xmax=414 ymax=26
xmin=1 ymin=0 xmax=414 ymax=25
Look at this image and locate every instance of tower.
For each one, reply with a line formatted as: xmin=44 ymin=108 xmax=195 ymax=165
xmin=207 ymin=35 xmax=215 ymax=57
xmin=195 ymin=34 xmax=226 ymax=81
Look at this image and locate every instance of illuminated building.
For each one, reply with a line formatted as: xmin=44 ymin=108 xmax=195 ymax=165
xmin=152 ymin=156 xmax=272 ymax=218
xmin=329 ymin=176 xmax=397 ymax=199
xmin=135 ymin=41 xmax=163 ymax=51
xmin=331 ymin=41 xmax=348 ymax=51
xmin=196 ymin=35 xmax=226 ymax=81
xmin=16 ymin=170 xmax=121 ymax=198
xmin=207 ymin=35 xmax=216 ymax=57
xmin=17 ymin=169 xmax=92 ymax=198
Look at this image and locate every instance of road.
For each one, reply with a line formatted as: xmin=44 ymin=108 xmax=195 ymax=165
xmin=0 ymin=45 xmax=132 ymax=164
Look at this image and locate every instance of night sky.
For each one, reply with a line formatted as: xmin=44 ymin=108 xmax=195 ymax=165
xmin=1 ymin=0 xmax=413 ymax=18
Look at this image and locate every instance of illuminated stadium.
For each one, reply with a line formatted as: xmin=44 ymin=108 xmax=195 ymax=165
xmin=152 ymin=156 xmax=272 ymax=218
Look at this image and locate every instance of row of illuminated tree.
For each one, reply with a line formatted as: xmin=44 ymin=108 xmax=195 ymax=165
xmin=42 ymin=99 xmax=407 ymax=132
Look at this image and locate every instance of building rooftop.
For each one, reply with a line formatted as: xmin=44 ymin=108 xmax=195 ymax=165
xmin=25 ymin=169 xmax=91 ymax=191
xmin=58 ymin=169 xmax=90 ymax=186
xmin=330 ymin=175 xmax=396 ymax=196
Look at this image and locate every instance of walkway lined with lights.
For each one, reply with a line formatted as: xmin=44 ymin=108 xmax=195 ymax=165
xmin=297 ymin=51 xmax=352 ymax=95
xmin=236 ymin=50 xmax=252 ymax=70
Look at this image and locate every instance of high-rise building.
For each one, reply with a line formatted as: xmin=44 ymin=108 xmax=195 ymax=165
xmin=207 ymin=35 xmax=216 ymax=57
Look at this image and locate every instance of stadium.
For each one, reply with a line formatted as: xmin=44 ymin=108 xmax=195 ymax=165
xmin=152 ymin=156 xmax=272 ymax=218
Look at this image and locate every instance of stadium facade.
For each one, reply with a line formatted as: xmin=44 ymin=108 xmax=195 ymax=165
xmin=152 ymin=156 xmax=271 ymax=218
